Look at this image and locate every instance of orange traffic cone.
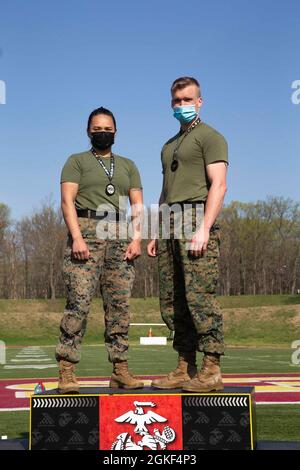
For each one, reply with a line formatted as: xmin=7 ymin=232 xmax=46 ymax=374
xmin=148 ymin=327 xmax=153 ymax=337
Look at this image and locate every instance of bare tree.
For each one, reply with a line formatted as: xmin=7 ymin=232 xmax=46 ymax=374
xmin=0 ymin=196 xmax=299 ymax=298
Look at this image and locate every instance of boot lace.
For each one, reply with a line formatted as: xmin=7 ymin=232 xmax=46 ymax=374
xmin=63 ymin=365 xmax=75 ymax=383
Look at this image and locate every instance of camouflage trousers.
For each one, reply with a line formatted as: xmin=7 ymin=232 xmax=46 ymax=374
xmin=55 ymin=217 xmax=135 ymax=364
xmin=158 ymin=209 xmax=225 ymax=355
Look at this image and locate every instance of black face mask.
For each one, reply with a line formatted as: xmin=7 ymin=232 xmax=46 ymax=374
xmin=91 ymin=132 xmax=115 ymax=151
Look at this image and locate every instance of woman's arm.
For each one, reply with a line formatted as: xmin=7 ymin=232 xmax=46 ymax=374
xmin=61 ymin=182 xmax=90 ymax=260
xmin=124 ymin=188 xmax=143 ymax=260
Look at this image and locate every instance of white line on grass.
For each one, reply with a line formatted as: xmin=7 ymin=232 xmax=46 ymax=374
xmin=10 ymin=359 xmax=53 ymax=362
xmin=16 ymin=353 xmax=48 ymax=359
xmin=4 ymin=365 xmax=57 ymax=369
xmin=0 ymin=408 xmax=30 ymax=412
xmin=256 ymin=402 xmax=300 ymax=405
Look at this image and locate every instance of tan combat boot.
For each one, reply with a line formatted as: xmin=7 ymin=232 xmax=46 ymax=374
xmin=151 ymin=352 xmax=197 ymax=389
xmin=58 ymin=360 xmax=80 ymax=394
xmin=182 ymin=354 xmax=224 ymax=392
xmin=109 ymin=361 xmax=144 ymax=389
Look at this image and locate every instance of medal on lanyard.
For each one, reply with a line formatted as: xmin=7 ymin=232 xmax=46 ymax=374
xmin=171 ymin=153 xmax=179 ymax=172
xmin=105 ymin=183 xmax=115 ymax=196
xmin=91 ymin=149 xmax=116 ymax=196
xmin=170 ymin=118 xmax=201 ymax=172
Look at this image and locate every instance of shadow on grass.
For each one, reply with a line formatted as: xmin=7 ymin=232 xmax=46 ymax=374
xmin=281 ymin=295 xmax=300 ymax=305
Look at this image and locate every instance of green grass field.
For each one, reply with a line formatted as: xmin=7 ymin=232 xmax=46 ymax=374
xmin=0 ymin=344 xmax=297 ymax=379
xmin=1 ymin=295 xmax=300 ymax=347
xmin=1 ymin=295 xmax=300 ymax=445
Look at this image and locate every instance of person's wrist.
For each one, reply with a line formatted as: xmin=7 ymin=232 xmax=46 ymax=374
xmin=132 ymin=237 xmax=142 ymax=243
xmin=202 ymin=222 xmax=211 ymax=232
xmin=72 ymin=234 xmax=83 ymax=241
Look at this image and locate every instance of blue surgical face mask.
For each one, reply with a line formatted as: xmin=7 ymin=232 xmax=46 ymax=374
xmin=173 ymin=105 xmax=198 ymax=124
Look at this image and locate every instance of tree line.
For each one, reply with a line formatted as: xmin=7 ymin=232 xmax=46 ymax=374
xmin=0 ymin=196 xmax=299 ymax=299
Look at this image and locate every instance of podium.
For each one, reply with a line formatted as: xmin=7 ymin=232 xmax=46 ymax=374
xmin=30 ymin=387 xmax=256 ymax=450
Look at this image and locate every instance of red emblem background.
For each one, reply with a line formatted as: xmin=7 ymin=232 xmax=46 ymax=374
xmin=99 ymin=395 xmax=183 ymax=450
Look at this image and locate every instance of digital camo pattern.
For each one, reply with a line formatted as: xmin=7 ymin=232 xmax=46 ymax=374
xmin=158 ymin=207 xmax=224 ymax=355
xmin=56 ymin=218 xmax=135 ymax=364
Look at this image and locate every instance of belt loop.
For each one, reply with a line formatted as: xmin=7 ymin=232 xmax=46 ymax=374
xmin=88 ymin=209 xmax=91 ymax=219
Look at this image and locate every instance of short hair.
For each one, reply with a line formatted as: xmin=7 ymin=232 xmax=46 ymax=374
xmin=171 ymin=77 xmax=201 ymax=97
xmin=87 ymin=106 xmax=117 ymax=131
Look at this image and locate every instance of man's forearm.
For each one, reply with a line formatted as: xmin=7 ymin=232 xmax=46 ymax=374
xmin=203 ymin=183 xmax=227 ymax=230
xmin=152 ymin=187 xmax=166 ymax=240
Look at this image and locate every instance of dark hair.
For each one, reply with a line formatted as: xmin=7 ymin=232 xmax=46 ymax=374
xmin=87 ymin=106 xmax=117 ymax=131
xmin=171 ymin=77 xmax=201 ymax=97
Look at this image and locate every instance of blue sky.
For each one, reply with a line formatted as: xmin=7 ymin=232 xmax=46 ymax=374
xmin=0 ymin=0 xmax=299 ymax=222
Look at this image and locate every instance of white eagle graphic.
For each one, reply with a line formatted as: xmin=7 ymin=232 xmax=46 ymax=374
xmin=115 ymin=401 xmax=167 ymax=434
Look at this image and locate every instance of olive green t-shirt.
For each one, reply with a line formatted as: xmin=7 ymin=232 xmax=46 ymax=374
xmin=60 ymin=151 xmax=142 ymax=211
xmin=161 ymin=121 xmax=228 ymax=204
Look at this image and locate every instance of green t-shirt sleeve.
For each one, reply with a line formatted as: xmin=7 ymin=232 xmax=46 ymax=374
xmin=202 ymin=132 xmax=229 ymax=166
xmin=128 ymin=161 xmax=143 ymax=189
xmin=60 ymin=155 xmax=81 ymax=184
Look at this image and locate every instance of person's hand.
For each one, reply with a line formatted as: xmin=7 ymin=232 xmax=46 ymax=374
xmin=147 ymin=239 xmax=158 ymax=257
xmin=124 ymin=239 xmax=141 ymax=261
xmin=72 ymin=236 xmax=90 ymax=260
xmin=187 ymin=225 xmax=210 ymax=258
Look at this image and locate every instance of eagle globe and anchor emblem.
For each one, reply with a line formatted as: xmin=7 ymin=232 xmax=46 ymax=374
xmin=111 ymin=401 xmax=176 ymax=450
